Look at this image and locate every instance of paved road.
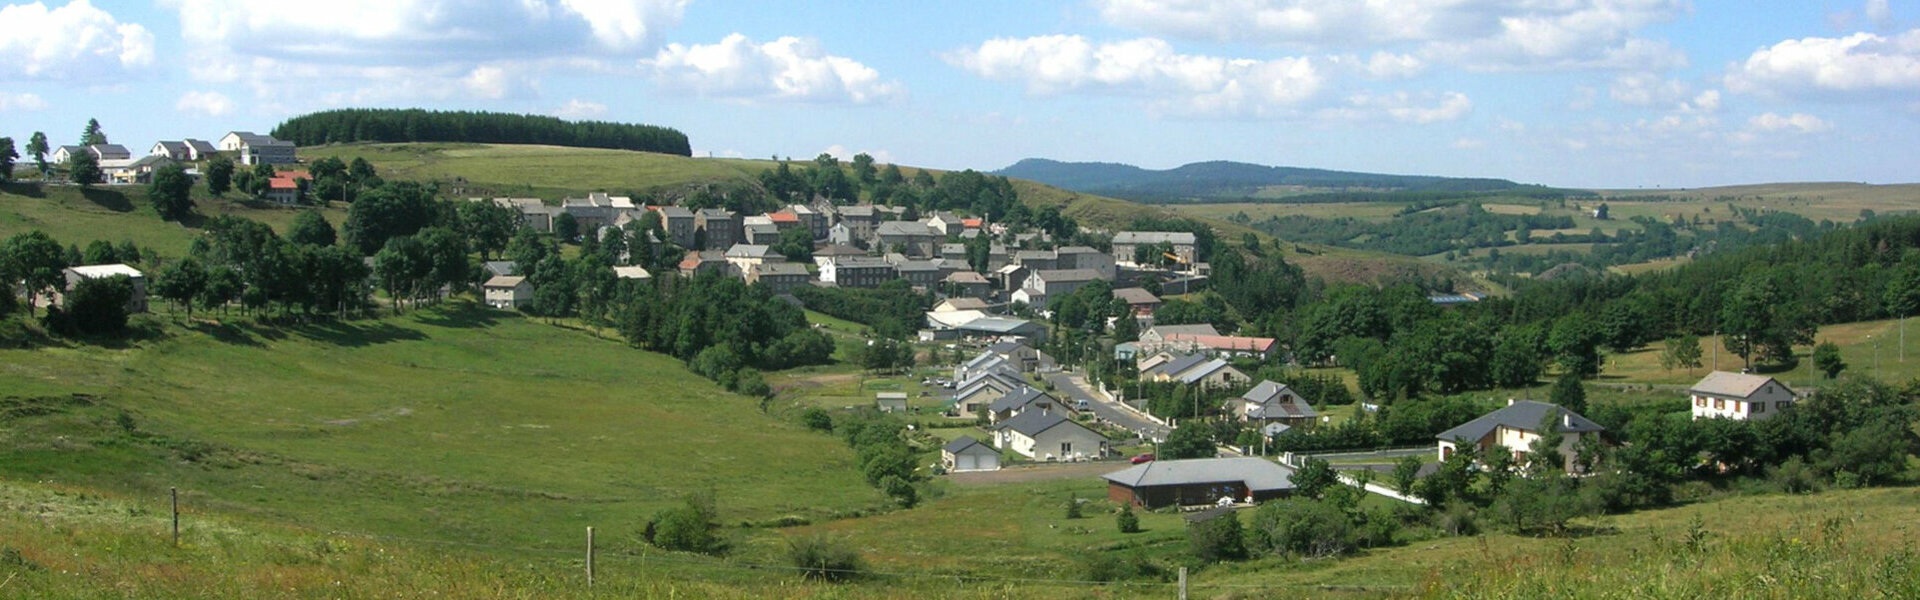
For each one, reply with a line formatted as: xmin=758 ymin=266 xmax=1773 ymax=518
xmin=1046 ymin=372 xmax=1172 ymax=442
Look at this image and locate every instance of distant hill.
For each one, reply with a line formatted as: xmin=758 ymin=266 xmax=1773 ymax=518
xmin=995 ymin=158 xmax=1550 ymax=203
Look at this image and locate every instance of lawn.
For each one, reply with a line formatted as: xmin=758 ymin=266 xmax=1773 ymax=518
xmin=1601 ymin=317 xmax=1920 ymax=387
xmin=0 ymin=182 xmax=346 ymax=258
xmin=0 ymin=301 xmax=883 ymax=554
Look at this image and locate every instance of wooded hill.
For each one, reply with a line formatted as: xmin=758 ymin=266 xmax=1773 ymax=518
xmin=272 ymin=109 xmax=691 ymax=156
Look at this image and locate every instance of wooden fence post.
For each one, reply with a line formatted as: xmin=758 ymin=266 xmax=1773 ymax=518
xmin=586 ymin=526 xmax=595 ymax=588
xmin=170 ymin=487 xmax=179 ymax=546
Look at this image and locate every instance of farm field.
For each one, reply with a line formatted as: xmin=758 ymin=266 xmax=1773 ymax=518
xmin=0 ymin=302 xmax=883 ymax=553
xmin=0 ymin=183 xmax=346 ymax=257
xmin=1600 ymin=317 xmax=1920 ymax=387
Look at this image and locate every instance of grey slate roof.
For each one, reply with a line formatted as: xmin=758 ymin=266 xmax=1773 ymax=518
xmin=1689 ymin=371 xmax=1788 ymax=399
xmin=752 ymin=262 xmax=809 ymax=276
xmin=1149 ymin=324 xmax=1220 ymax=337
xmin=876 ymin=221 xmax=933 ymax=236
xmin=988 ymin=386 xmax=1052 ymax=413
xmin=1113 ymin=231 xmax=1198 ymax=245
xmin=960 ymin=317 xmax=1042 ymax=334
xmin=993 ymin=409 xmax=1087 ymax=438
xmin=1102 ymin=457 xmax=1296 ymax=492
xmin=484 ymin=261 xmax=517 ymax=277
xmin=1034 ymin=269 xmax=1104 ymax=283
xmin=1241 ymin=380 xmax=1317 ymax=419
xmin=1177 ymin=358 xmax=1235 ymax=384
xmin=1113 ymin=287 xmax=1160 ymax=305
xmin=1435 ymin=400 xmax=1605 ymax=443
xmin=943 ymin=435 xmax=991 ymax=454
xmin=1145 ymin=353 xmax=1208 ymax=379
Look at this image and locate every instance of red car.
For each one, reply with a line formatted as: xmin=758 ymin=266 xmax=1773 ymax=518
xmin=1129 ymin=453 xmax=1155 ymax=464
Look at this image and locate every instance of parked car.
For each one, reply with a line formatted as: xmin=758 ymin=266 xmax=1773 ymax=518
xmin=1129 ymin=453 xmax=1155 ymax=464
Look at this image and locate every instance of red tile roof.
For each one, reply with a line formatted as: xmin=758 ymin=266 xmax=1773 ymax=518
xmin=268 ymin=177 xmax=299 ymax=190
xmin=768 ymin=211 xmax=800 ymax=223
xmin=962 ymin=218 xmax=983 ymax=228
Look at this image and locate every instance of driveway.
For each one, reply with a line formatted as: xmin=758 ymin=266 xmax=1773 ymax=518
xmin=1046 ymin=372 xmax=1172 ymax=442
xmin=948 ymin=460 xmax=1123 ymax=486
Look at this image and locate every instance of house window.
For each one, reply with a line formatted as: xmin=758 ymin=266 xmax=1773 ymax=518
xmin=1713 ymin=399 xmax=1724 ymax=410
xmin=1752 ymin=402 xmax=1765 ymax=414
xmin=1694 ymin=396 xmax=1704 ymax=407
xmin=1061 ymin=442 xmax=1072 ymax=455
xmin=1778 ymin=401 xmax=1791 ymax=410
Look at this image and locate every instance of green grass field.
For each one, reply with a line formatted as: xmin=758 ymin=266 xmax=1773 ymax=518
xmin=1600 ymin=317 xmax=1920 ymax=386
xmin=0 ymin=183 xmax=346 ymax=257
xmin=0 ymin=302 xmax=882 ymax=554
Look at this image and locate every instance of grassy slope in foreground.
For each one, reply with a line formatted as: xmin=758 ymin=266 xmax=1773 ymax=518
xmin=0 ymin=183 xmax=346 ymax=257
xmin=2 ymin=473 xmax=1916 ymax=598
xmin=0 ymin=303 xmax=880 ymax=552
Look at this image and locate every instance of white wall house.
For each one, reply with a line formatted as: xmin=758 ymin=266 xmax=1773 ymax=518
xmin=483 ymin=276 xmax=532 ymax=309
xmin=1435 ymin=400 xmax=1605 ymax=475
xmin=1689 ymin=371 xmax=1796 ymax=421
xmin=992 ymin=410 xmax=1107 ymax=461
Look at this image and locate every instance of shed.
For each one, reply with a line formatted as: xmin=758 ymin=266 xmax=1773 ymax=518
xmin=875 ymin=392 xmax=908 ymax=413
xmin=942 ymin=436 xmax=1001 ymax=472
xmin=1102 ymin=457 xmax=1296 ymax=509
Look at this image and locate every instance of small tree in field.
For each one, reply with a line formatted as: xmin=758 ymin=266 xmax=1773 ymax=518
xmin=1116 ymin=504 xmax=1141 ymax=533
xmin=1813 ymin=341 xmax=1846 ymax=379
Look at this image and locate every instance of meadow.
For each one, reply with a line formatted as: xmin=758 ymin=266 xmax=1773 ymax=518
xmin=0 ymin=302 xmax=883 ymax=555
xmin=0 ymin=183 xmax=345 ymax=257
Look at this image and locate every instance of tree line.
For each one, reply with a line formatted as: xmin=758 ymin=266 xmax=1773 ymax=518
xmin=270 ymin=109 xmax=691 ymax=156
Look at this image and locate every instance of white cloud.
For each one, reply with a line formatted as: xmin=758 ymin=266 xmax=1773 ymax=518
xmin=646 ymin=34 xmax=904 ymax=104
xmin=1726 ymin=30 xmax=1920 ymax=98
xmin=1748 ymin=112 xmax=1833 ymax=134
xmin=947 ymin=35 xmax=1322 ymax=116
xmin=174 ymin=90 xmax=234 ymax=117
xmin=0 ymin=0 xmax=154 ymax=80
xmin=1452 ymin=137 xmax=1486 ymax=150
xmin=1327 ymin=52 xmax=1425 ymax=79
xmin=163 ymin=0 xmax=686 ymax=63
xmin=1609 ymin=73 xmax=1688 ymax=106
xmin=1679 ymin=89 xmax=1720 ymax=113
xmin=0 ymin=91 xmax=49 ymax=111
xmin=1092 ymin=0 xmax=1689 ymax=71
xmin=1323 ymin=91 xmax=1472 ymax=124
xmin=552 ymin=99 xmax=608 ymax=119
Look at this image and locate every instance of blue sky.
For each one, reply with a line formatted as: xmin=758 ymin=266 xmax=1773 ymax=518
xmin=2 ymin=0 xmax=1916 ymax=188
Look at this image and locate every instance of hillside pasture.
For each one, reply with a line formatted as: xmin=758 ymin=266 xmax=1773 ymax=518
xmin=0 ymin=302 xmax=882 ymax=552
xmin=0 ymin=183 xmax=346 ymax=257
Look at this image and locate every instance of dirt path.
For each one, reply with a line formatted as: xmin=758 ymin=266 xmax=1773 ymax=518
xmin=947 ymin=461 xmax=1124 ymax=486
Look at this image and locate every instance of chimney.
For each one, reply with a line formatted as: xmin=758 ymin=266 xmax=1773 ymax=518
xmin=1507 ymin=398 xmax=1516 ymax=406
xmin=1563 ymin=413 xmax=1572 ymax=428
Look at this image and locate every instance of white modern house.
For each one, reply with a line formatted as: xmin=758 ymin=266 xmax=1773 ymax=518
xmin=1689 ymin=371 xmax=1796 ymax=421
xmin=1436 ymin=400 xmax=1606 ymax=475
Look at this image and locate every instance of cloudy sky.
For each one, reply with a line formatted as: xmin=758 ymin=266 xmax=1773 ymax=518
xmin=2 ymin=0 xmax=1916 ymax=188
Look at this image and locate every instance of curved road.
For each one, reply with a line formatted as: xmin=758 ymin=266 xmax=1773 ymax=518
xmin=1046 ymin=372 xmax=1172 ymax=442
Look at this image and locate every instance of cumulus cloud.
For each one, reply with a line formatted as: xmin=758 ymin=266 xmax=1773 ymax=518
xmin=552 ymin=99 xmax=609 ymax=119
xmin=0 ymin=91 xmax=49 ymax=111
xmin=0 ymin=0 xmax=154 ymax=80
xmin=646 ymin=34 xmax=903 ymax=104
xmin=1748 ymin=112 xmax=1833 ymax=133
xmin=1092 ymin=0 xmax=1688 ymax=71
xmin=163 ymin=0 xmax=686 ymax=63
xmin=1726 ymin=30 xmax=1920 ymax=98
xmin=947 ymin=35 xmax=1322 ymax=116
xmin=174 ymin=90 xmax=234 ymax=117
xmin=1866 ymin=0 xmax=1893 ymax=27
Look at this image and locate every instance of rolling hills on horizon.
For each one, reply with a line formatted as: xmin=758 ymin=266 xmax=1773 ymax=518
xmin=993 ymin=157 xmax=1550 ymax=203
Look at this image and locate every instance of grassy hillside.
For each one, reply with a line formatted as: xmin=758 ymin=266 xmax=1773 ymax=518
xmin=3 ymin=457 xmax=1915 ymax=598
xmin=0 ymin=302 xmax=881 ymax=553
xmin=0 ymin=183 xmax=345 ymax=257
xmin=301 ymin=142 xmax=759 ymax=199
